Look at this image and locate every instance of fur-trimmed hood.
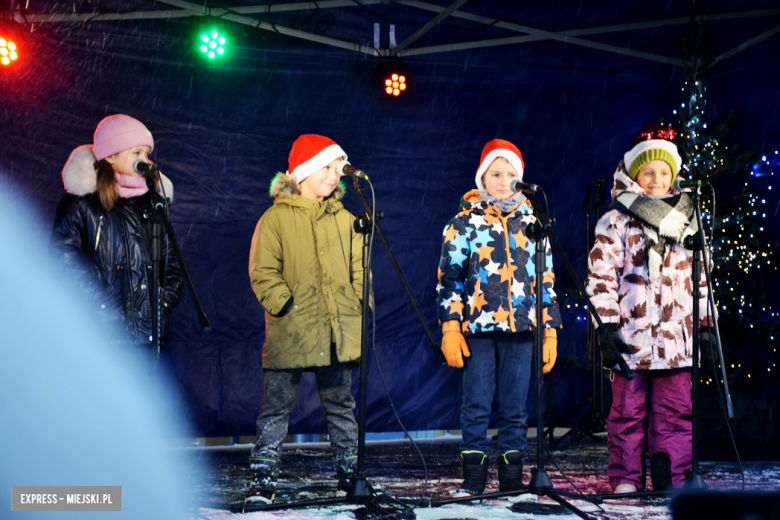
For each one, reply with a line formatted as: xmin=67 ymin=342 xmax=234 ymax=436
xmin=269 ymin=172 xmax=345 ymax=202
xmin=62 ymin=144 xmax=174 ymax=201
xmin=610 ymin=160 xmax=680 ymax=202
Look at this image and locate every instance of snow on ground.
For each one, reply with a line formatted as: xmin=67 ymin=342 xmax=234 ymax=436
xmin=186 ymin=435 xmax=779 ymax=519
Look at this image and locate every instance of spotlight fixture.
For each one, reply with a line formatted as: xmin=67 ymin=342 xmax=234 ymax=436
xmin=383 ymin=73 xmax=407 ymax=97
xmin=198 ymin=30 xmax=226 ymax=60
xmin=0 ymin=37 xmax=19 ymax=66
xmin=374 ymin=59 xmax=409 ymax=98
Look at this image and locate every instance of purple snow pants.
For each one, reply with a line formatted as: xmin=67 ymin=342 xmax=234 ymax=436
xmin=607 ymin=367 xmax=692 ymax=490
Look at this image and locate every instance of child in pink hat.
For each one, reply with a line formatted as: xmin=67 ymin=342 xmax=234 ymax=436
xmin=50 ymin=115 xmax=182 ymax=350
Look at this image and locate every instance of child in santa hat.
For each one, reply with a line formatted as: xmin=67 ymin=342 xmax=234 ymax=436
xmin=586 ymin=124 xmax=712 ymax=493
xmin=436 ymin=138 xmax=562 ymax=495
xmin=246 ymin=134 xmax=365 ymax=505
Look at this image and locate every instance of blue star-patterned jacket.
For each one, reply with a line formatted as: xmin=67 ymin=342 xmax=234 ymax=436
xmin=436 ymin=190 xmax=562 ymax=336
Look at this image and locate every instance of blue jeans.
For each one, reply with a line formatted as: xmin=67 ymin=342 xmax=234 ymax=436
xmin=460 ymin=331 xmax=534 ymax=454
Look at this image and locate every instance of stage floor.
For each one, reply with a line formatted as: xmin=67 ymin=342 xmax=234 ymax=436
xmin=188 ymin=433 xmax=780 ymax=519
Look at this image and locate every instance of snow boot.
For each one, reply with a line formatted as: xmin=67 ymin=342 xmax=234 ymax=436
xmin=454 ymin=450 xmax=488 ymax=495
xmin=245 ymin=450 xmax=279 ymax=506
xmin=497 ymin=450 xmax=525 ymax=491
xmin=335 ymin=452 xmax=359 ymax=495
xmin=650 ymin=452 xmax=673 ymax=491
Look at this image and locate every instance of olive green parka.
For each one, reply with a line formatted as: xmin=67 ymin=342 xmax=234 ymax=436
xmin=249 ymin=173 xmax=365 ymax=369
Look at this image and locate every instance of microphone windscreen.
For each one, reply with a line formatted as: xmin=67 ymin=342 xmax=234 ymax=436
xmin=673 ymin=177 xmax=690 ymax=193
xmin=336 ymin=160 xmax=351 ymax=177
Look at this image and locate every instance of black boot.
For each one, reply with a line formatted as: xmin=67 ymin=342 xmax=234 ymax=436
xmin=650 ymin=452 xmax=673 ymax=491
xmin=497 ymin=450 xmax=525 ymax=491
xmin=334 ymin=452 xmax=358 ymax=494
xmin=245 ymin=450 xmax=279 ymax=506
xmin=455 ymin=451 xmax=488 ymax=495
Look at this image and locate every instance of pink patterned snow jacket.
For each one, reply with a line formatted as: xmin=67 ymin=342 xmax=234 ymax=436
xmin=586 ymin=166 xmax=711 ymax=370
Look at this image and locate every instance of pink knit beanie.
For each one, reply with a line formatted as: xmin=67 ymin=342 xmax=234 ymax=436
xmin=93 ymin=115 xmax=154 ymax=161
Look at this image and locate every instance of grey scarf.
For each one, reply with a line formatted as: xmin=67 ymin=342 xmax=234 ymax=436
xmin=478 ymin=189 xmax=526 ymax=214
xmin=611 ymin=192 xmax=698 ymax=282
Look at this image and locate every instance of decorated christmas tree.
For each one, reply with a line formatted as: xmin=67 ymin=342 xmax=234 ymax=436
xmin=666 ymin=30 xmax=777 ymax=391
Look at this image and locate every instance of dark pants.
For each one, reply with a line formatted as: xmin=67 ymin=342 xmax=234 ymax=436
xmin=607 ymin=367 xmax=692 ymax=490
xmin=252 ymin=346 xmax=358 ymax=468
xmin=460 ymin=331 xmax=534 ymax=454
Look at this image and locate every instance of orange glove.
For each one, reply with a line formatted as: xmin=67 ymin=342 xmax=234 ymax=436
xmin=441 ymin=321 xmax=470 ymax=368
xmin=542 ymin=328 xmax=558 ymax=374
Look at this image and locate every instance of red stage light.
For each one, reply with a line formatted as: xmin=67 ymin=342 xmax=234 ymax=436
xmin=376 ymin=59 xmax=409 ymax=98
xmin=383 ymin=72 xmax=407 ymax=97
xmin=0 ymin=38 xmax=19 ymax=66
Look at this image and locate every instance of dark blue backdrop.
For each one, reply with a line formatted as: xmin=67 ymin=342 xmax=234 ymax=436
xmin=1 ymin=1 xmax=778 ymax=437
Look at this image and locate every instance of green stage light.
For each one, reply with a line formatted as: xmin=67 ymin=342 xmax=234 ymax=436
xmin=198 ymin=30 xmax=226 ymax=60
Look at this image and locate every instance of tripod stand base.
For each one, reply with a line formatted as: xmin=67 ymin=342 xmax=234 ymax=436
xmin=422 ymin=485 xmax=591 ymax=519
xmin=510 ymin=501 xmax=570 ymax=515
xmin=684 ymin=471 xmax=707 ymax=490
xmin=348 ymin=476 xmax=374 ymax=501
xmin=528 ymin=467 xmax=553 ymax=493
xmin=354 ymin=498 xmax=416 ymax=520
xmin=243 ymin=488 xmax=416 ymax=519
xmin=242 ymin=496 xmax=344 ymax=513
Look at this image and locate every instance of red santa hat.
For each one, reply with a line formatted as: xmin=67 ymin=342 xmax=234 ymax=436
xmin=475 ymin=139 xmax=525 ymax=190
xmin=287 ymin=134 xmax=347 ymax=184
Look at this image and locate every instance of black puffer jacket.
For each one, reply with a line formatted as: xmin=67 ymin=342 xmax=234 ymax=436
xmin=50 ymin=145 xmax=183 ymax=347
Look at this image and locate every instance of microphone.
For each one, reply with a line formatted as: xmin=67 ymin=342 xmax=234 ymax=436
xmin=673 ymin=178 xmax=709 ymax=192
xmin=132 ymin=160 xmax=163 ymax=205
xmin=132 ymin=159 xmax=159 ymax=175
xmin=336 ymin=160 xmax=369 ymax=181
xmin=510 ymin=180 xmax=542 ymax=193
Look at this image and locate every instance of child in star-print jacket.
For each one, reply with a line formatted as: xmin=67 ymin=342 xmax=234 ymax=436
xmin=436 ymin=139 xmax=562 ymax=495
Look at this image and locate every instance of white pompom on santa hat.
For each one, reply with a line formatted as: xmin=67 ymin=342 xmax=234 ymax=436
xmin=475 ymin=139 xmax=525 ymax=190
xmin=287 ymin=134 xmax=347 ymax=184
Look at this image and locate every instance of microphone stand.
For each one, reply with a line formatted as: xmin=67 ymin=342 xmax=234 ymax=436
xmin=425 ymin=190 xmax=632 ymax=519
xmin=146 ymin=170 xmax=211 ymax=368
xmin=683 ymin=182 xmax=731 ymax=489
xmin=554 ymin=177 xmax=610 ymax=451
